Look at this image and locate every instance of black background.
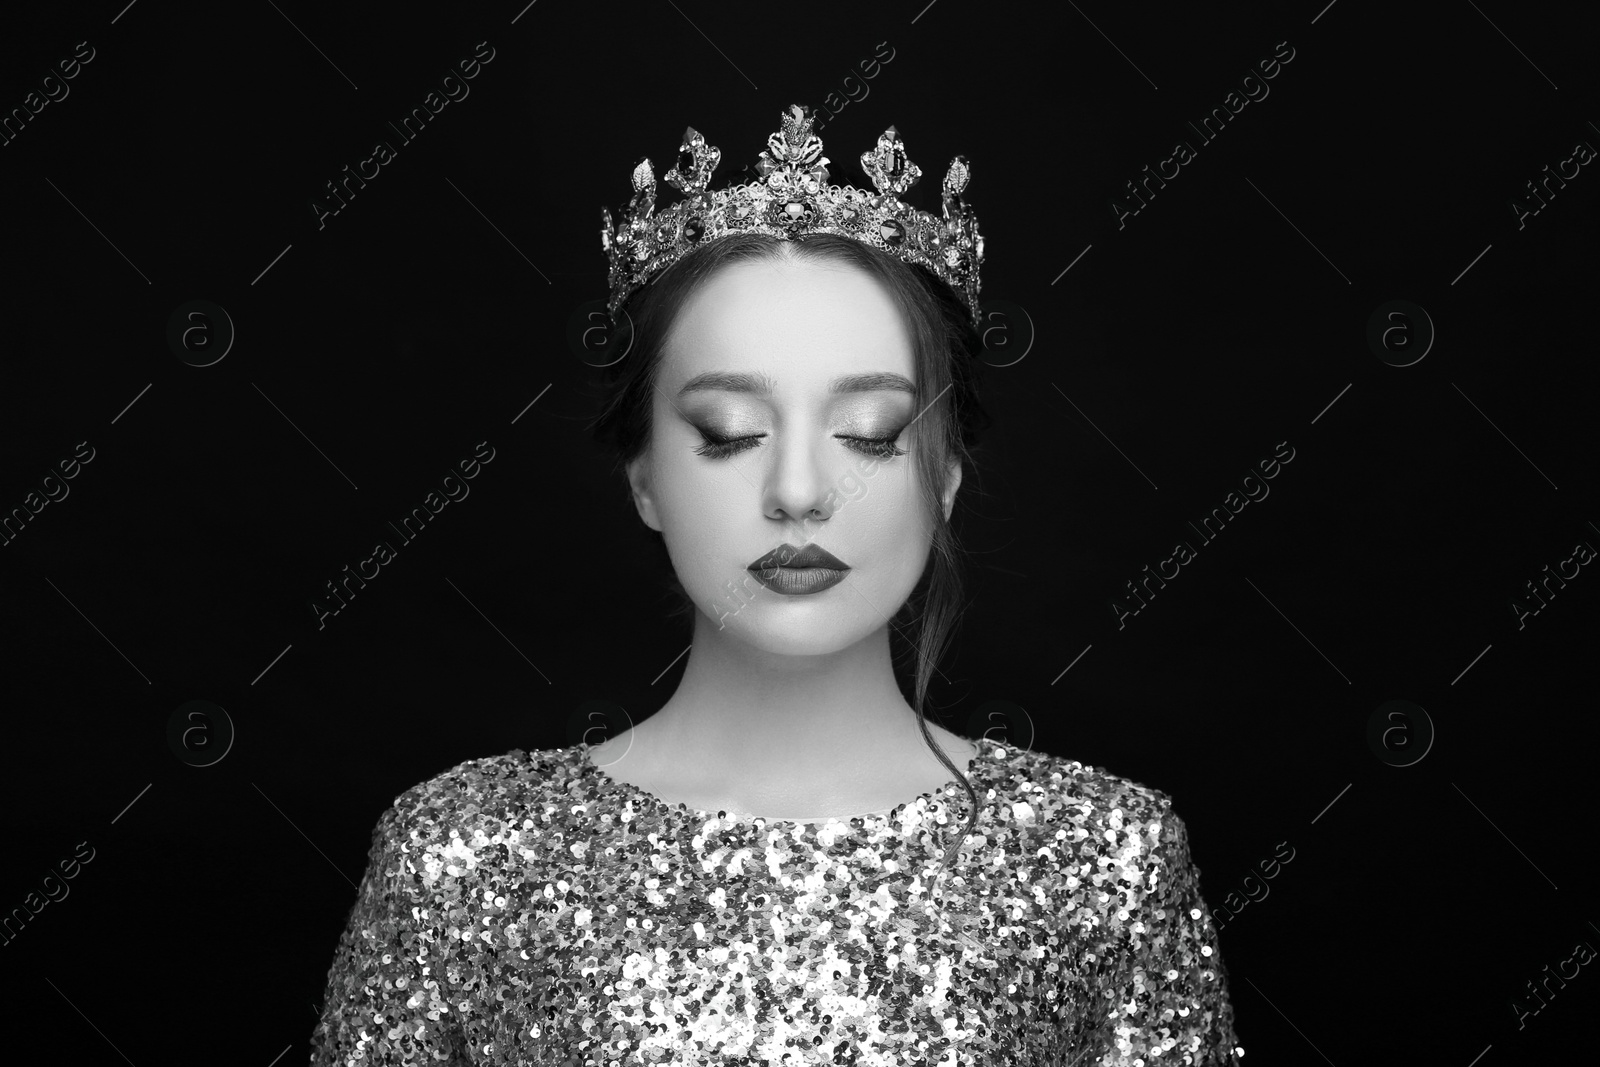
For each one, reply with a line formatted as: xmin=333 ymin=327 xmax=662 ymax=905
xmin=2 ymin=0 xmax=1596 ymax=1062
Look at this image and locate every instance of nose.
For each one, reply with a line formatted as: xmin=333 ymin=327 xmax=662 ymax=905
xmin=762 ymin=433 xmax=834 ymax=528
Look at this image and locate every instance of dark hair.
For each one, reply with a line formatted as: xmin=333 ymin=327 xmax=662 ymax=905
xmin=588 ymin=231 xmax=990 ymax=880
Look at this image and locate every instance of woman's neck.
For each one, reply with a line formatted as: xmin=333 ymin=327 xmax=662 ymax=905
xmin=612 ymin=611 xmax=961 ymax=813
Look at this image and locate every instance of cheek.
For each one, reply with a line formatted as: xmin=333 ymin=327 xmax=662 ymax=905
xmin=847 ymin=467 xmax=934 ymax=565
xmin=651 ymin=453 xmax=749 ymax=554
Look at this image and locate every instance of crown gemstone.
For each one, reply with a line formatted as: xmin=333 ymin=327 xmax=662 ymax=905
xmin=880 ymin=219 xmax=905 ymax=245
xmin=684 ymin=217 xmax=705 ymax=242
xmin=631 ymin=158 xmax=654 ymax=191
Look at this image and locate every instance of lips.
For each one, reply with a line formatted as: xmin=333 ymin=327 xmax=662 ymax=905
xmin=745 ymin=542 xmax=851 ymax=596
xmin=747 ymin=542 xmax=850 ymax=572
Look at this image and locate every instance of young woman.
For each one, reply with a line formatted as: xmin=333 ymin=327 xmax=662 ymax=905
xmin=310 ymin=105 xmax=1243 ymax=1066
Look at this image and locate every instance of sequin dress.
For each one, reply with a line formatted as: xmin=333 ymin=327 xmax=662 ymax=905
xmin=309 ymin=740 xmax=1243 ymax=1066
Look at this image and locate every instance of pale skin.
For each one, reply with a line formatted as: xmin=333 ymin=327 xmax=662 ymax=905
xmin=586 ymin=250 xmax=978 ymax=822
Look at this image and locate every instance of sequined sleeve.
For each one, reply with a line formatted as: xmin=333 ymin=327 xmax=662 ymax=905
xmin=1089 ymin=803 xmax=1243 ymax=1066
xmin=309 ymin=804 xmax=469 ymax=1067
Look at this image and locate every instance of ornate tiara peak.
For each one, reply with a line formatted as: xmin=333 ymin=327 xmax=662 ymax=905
xmin=600 ymin=103 xmax=985 ymax=327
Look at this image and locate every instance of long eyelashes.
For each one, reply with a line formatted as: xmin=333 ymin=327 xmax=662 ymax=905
xmin=692 ymin=429 xmax=908 ymax=461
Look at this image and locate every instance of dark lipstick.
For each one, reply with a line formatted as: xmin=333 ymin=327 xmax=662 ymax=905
xmin=747 ymin=542 xmax=850 ymax=596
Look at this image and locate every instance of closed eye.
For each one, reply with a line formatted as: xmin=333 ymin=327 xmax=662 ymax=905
xmin=691 ymin=430 xmax=907 ymax=460
xmin=838 ymin=433 xmax=907 ymax=459
xmin=692 ymin=430 xmax=765 ymax=459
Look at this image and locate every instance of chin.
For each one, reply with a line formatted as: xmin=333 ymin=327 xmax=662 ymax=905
xmin=701 ymin=597 xmax=881 ymax=657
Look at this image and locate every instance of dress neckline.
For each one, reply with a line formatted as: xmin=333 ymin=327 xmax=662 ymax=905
xmin=576 ymin=736 xmax=997 ymax=827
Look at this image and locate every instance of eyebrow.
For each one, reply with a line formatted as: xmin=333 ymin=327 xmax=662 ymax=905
xmin=676 ymin=371 xmax=915 ymax=399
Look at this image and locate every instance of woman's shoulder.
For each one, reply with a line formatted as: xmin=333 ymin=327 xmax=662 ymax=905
xmin=983 ymin=740 xmax=1180 ymax=832
xmin=373 ymin=743 xmax=592 ymax=850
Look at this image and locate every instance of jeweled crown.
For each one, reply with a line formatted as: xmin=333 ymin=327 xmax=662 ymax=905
xmin=601 ymin=104 xmax=985 ymax=327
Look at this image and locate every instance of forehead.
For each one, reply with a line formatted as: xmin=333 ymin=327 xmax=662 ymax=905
xmin=660 ymin=256 xmax=915 ymax=385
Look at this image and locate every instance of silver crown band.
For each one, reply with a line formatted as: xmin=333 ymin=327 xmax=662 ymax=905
xmin=601 ymin=103 xmax=985 ymax=328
